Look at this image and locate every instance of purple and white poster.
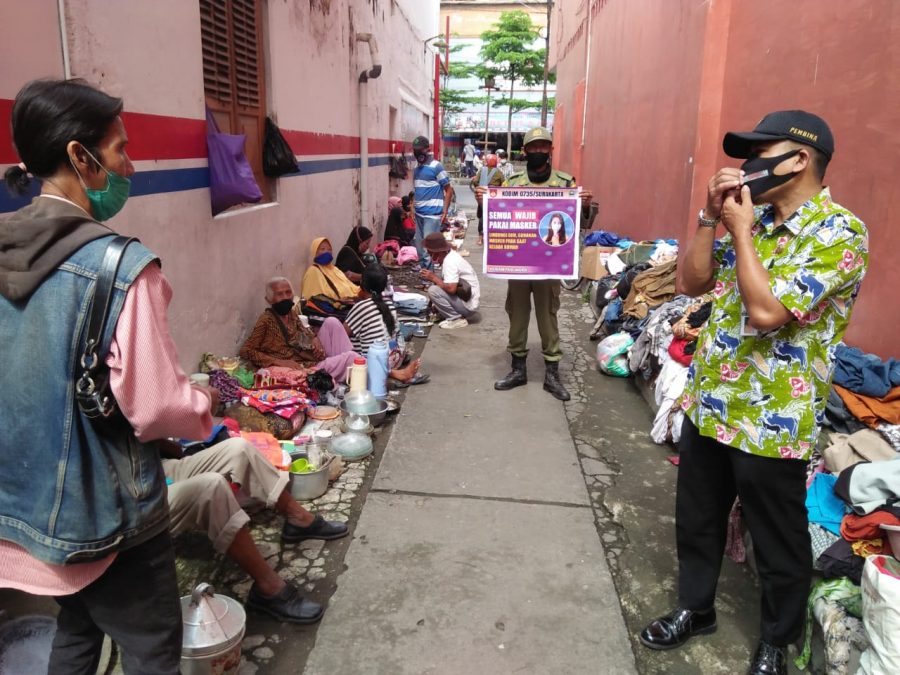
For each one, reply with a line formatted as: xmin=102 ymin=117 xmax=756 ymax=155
xmin=483 ymin=186 xmax=581 ymax=279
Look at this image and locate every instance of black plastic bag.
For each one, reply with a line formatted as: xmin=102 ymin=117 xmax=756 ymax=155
xmin=263 ymin=117 xmax=300 ymax=177
xmin=389 ymin=154 xmax=409 ymax=179
xmin=306 ymin=370 xmax=334 ymax=399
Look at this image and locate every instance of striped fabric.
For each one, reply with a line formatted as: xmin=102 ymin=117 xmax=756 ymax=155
xmin=345 ymin=298 xmax=397 ymax=354
xmin=413 ymin=158 xmax=449 ymax=215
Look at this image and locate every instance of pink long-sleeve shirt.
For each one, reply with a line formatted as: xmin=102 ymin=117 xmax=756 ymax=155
xmin=0 ymin=262 xmax=212 ymax=594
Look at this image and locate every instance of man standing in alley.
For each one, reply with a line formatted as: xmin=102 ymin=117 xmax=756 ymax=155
xmin=462 ymin=138 xmax=476 ymax=177
xmin=496 ymin=149 xmax=515 ymax=181
xmin=476 ymin=127 xmax=592 ymax=402
xmin=411 ymin=135 xmax=452 ymax=271
xmin=639 ymin=111 xmax=868 ymax=675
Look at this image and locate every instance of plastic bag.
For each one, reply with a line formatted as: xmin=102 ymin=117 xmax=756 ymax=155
xmin=262 ymin=117 xmax=299 ymax=177
xmin=206 ymin=107 xmax=262 ymax=215
xmin=596 ymin=332 xmax=634 ymax=377
xmin=859 ymin=555 xmax=900 ymax=674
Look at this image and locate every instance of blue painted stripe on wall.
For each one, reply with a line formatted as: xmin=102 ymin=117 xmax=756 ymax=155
xmin=0 ymin=155 xmax=393 ymax=213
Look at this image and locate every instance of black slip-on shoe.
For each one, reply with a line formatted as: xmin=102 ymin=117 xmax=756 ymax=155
xmin=748 ymin=641 xmax=786 ymax=675
xmin=281 ymin=514 xmax=349 ymax=543
xmin=246 ymin=582 xmax=324 ymax=624
xmin=639 ymin=607 xmax=717 ymax=650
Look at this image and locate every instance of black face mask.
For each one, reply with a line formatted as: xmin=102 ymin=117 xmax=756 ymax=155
xmin=526 ymin=151 xmax=550 ymax=171
xmin=415 ymin=152 xmax=428 ymax=164
xmin=271 ymin=299 xmax=294 ymax=316
xmin=740 ymin=149 xmax=801 ymax=198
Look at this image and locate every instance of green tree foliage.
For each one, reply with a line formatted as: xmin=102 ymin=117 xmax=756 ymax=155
xmin=479 ymin=11 xmax=547 ymax=153
xmin=439 ymin=43 xmax=484 ymax=136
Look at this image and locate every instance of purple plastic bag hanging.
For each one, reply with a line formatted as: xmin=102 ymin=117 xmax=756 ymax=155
xmin=206 ymin=107 xmax=262 ymax=215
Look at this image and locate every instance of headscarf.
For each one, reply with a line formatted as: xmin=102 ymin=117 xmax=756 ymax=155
xmin=344 ymin=226 xmax=373 ymax=253
xmin=301 ymin=236 xmax=360 ymax=300
xmin=387 ymin=196 xmax=402 ymax=213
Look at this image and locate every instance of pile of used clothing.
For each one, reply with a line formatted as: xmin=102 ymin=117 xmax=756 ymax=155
xmin=625 ymin=294 xmax=714 ymax=444
xmin=580 ymin=229 xmax=681 ymax=343
xmin=776 ymin=345 xmax=898 ymax=674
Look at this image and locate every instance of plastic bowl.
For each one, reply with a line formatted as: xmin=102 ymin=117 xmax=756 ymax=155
xmin=339 ymin=398 xmax=389 ymax=427
xmin=343 ymin=390 xmax=379 ymax=414
xmin=331 ymin=432 xmax=374 ymax=461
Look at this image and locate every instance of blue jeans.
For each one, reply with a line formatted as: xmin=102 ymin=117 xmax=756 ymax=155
xmin=414 ymin=213 xmax=443 ymax=270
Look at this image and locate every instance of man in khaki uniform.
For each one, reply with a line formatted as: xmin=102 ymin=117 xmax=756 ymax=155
xmin=476 ymin=127 xmax=592 ymax=401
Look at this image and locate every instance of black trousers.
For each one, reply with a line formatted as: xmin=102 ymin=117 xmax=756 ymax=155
xmin=49 ymin=530 xmax=182 ymax=675
xmin=676 ymin=418 xmax=811 ymax=646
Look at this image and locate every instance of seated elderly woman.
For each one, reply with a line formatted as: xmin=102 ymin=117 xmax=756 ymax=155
xmin=335 ymin=226 xmax=374 ymax=284
xmin=301 ymin=237 xmax=360 ymax=303
xmin=240 ymin=276 xmax=359 ymax=384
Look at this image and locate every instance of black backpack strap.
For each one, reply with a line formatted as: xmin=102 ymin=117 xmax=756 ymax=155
xmin=266 ymin=307 xmax=293 ymax=347
xmin=314 ymin=264 xmax=342 ymax=297
xmin=75 ymin=236 xmax=138 ymax=419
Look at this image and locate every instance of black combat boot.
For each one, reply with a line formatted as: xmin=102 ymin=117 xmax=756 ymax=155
xmin=494 ymin=355 xmax=527 ymax=390
xmin=543 ymin=361 xmax=570 ymax=401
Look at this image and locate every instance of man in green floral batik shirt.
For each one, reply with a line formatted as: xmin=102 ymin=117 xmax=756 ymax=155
xmin=640 ymin=111 xmax=868 ymax=675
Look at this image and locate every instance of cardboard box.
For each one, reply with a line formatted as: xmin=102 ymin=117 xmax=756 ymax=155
xmin=580 ymin=246 xmax=619 ymax=280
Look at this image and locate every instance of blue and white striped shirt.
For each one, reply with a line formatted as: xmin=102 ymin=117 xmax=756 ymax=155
xmin=413 ymin=158 xmax=450 ymax=216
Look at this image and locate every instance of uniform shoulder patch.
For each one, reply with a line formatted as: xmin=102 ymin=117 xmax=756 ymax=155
xmin=553 ymin=170 xmax=575 ymax=183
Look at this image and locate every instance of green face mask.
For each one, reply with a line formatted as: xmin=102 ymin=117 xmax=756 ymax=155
xmin=72 ymin=148 xmax=131 ymax=221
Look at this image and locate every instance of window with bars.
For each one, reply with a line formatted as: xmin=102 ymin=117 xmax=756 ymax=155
xmin=200 ymin=0 xmax=270 ymax=200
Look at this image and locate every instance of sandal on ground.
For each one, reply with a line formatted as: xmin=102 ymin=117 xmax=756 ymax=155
xmin=408 ymin=373 xmax=430 ymax=385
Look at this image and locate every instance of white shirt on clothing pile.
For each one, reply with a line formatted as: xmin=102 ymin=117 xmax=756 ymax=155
xmin=440 ymin=249 xmax=480 ymax=311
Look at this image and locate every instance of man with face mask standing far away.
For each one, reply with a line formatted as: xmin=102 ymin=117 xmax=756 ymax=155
xmin=411 ymin=136 xmax=452 ymax=271
xmin=476 ymin=127 xmax=592 ymax=401
xmin=639 ymin=111 xmax=868 ymax=675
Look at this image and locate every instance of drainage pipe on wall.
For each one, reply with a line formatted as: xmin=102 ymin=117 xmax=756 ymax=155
xmin=356 ymin=33 xmax=382 ymax=230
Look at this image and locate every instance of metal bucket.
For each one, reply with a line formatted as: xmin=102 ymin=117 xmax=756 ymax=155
xmin=180 ymin=583 xmax=245 ymax=675
xmin=289 ymin=450 xmax=331 ymax=501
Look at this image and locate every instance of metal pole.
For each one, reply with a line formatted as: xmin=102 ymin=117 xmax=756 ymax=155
xmin=433 ymin=54 xmax=441 ymax=159
xmin=540 ymin=0 xmax=552 ymax=127
xmin=484 ymin=87 xmax=492 ymax=148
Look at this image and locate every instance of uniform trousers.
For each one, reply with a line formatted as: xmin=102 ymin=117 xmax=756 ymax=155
xmin=505 ymin=279 xmax=562 ymax=362
xmin=676 ymin=418 xmax=811 ymax=646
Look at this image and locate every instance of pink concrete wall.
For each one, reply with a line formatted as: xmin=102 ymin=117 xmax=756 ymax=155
xmin=552 ymin=0 xmax=899 ymax=358
xmin=1 ymin=0 xmax=438 ymax=368
xmin=0 ymin=1 xmax=63 ymax=96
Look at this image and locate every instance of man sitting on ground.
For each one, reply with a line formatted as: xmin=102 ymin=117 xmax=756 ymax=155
xmin=163 ymin=436 xmax=348 ymax=624
xmin=419 ymin=232 xmax=480 ymax=329
xmin=240 ymin=277 xmax=359 ymax=383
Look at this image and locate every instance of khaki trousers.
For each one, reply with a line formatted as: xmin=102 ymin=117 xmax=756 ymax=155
xmin=505 ymin=279 xmax=562 ymax=362
xmin=163 ymin=438 xmax=288 ymax=553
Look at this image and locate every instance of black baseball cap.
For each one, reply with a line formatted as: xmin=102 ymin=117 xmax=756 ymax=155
xmin=412 ymin=136 xmax=430 ymax=149
xmin=723 ymin=110 xmax=834 ymax=160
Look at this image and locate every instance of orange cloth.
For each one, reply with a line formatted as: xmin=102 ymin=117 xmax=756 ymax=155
xmin=833 ymin=384 xmax=900 ymax=427
xmin=841 ymin=510 xmax=900 ymax=542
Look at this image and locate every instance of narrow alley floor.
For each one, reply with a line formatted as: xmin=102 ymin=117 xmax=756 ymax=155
xmin=295 ymin=186 xmax=802 ymax=675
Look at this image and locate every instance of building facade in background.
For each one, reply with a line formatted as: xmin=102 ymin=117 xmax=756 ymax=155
xmin=440 ymin=0 xmax=553 ymax=158
xmin=0 ymin=0 xmax=438 ymax=367
xmin=551 ymin=0 xmax=899 ymax=358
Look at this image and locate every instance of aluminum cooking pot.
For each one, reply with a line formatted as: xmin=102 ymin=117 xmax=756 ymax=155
xmin=180 ymin=583 xmax=246 ymax=675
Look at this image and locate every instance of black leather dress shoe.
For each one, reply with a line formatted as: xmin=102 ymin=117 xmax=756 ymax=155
xmin=246 ymin=582 xmax=324 ymax=624
xmin=281 ymin=514 xmax=349 ymax=543
xmin=639 ymin=607 xmax=717 ymax=650
xmin=748 ymin=641 xmax=786 ymax=675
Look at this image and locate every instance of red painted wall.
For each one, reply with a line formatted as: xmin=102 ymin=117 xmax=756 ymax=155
xmin=552 ymin=0 xmax=899 ymax=358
